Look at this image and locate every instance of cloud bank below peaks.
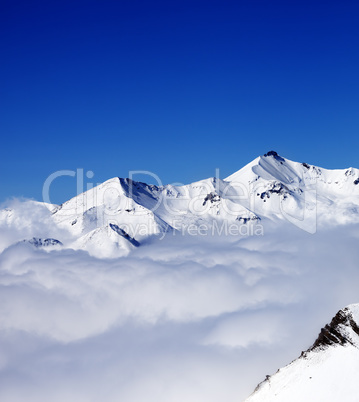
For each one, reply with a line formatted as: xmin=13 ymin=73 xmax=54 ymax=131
xmin=0 ymin=201 xmax=359 ymax=401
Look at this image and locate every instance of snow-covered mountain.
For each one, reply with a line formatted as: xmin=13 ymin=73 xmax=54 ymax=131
xmin=1 ymin=151 xmax=359 ymax=257
xmin=245 ymin=304 xmax=359 ymax=402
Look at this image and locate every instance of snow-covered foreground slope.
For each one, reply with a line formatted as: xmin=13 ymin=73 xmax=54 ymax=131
xmin=1 ymin=151 xmax=359 ymax=257
xmin=245 ymin=304 xmax=359 ymax=402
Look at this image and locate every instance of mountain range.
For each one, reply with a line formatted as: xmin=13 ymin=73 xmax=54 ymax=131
xmin=1 ymin=151 xmax=359 ymax=258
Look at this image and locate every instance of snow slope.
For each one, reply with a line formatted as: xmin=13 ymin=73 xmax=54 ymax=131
xmin=245 ymin=304 xmax=359 ymax=402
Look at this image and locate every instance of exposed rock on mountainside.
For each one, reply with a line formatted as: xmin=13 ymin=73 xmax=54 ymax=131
xmin=310 ymin=306 xmax=359 ymax=349
xmin=23 ymin=238 xmax=63 ymax=248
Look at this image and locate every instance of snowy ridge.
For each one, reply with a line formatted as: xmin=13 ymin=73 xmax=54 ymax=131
xmin=245 ymin=304 xmax=359 ymax=402
xmin=1 ymin=152 xmax=359 ymax=257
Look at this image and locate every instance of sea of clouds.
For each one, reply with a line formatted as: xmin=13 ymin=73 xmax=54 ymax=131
xmin=0 ymin=199 xmax=359 ymax=401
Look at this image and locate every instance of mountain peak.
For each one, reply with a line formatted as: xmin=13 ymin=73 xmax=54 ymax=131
xmin=310 ymin=304 xmax=359 ymax=351
xmin=263 ymin=150 xmax=285 ymax=162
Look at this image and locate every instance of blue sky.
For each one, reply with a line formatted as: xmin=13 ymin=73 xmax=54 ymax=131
xmin=1 ymin=0 xmax=359 ymax=204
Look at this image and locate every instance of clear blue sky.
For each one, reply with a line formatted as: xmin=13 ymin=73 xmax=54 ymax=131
xmin=1 ymin=0 xmax=359 ymax=204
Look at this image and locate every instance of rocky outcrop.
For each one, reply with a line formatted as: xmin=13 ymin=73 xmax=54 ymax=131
xmin=24 ymin=238 xmax=63 ymax=248
xmin=310 ymin=306 xmax=359 ymax=350
xmin=109 ymin=223 xmax=140 ymax=247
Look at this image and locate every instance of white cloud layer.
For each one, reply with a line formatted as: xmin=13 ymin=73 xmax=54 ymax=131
xmin=0 ymin=200 xmax=359 ymax=401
